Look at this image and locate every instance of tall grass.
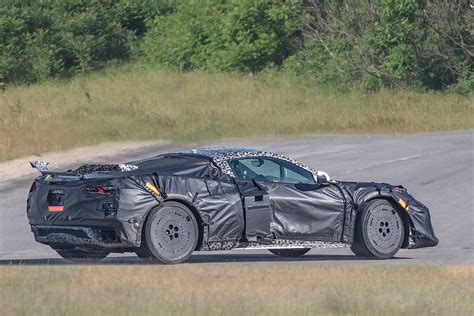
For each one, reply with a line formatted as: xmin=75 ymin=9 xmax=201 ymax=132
xmin=0 ymin=68 xmax=472 ymax=161
xmin=1 ymin=265 xmax=472 ymax=315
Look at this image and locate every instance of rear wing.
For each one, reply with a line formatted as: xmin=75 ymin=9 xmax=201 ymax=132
xmin=30 ymin=160 xmax=138 ymax=176
xmin=30 ymin=161 xmax=49 ymax=173
xmin=30 ymin=160 xmax=77 ymax=176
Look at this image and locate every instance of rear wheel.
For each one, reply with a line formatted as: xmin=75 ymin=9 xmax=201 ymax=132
xmin=142 ymin=202 xmax=199 ymax=264
xmin=56 ymin=249 xmax=108 ymax=262
xmin=351 ymin=199 xmax=404 ymax=259
xmin=135 ymin=226 xmax=154 ymax=259
xmin=135 ymin=245 xmax=154 ymax=259
xmin=268 ymin=248 xmax=310 ymax=257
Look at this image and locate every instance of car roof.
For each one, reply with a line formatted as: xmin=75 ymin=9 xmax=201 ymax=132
xmin=184 ymin=147 xmax=263 ymax=158
xmin=181 ymin=147 xmax=316 ymax=177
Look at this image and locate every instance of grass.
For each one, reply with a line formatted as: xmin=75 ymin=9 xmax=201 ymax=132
xmin=0 ymin=68 xmax=472 ymax=161
xmin=0 ymin=265 xmax=472 ymax=315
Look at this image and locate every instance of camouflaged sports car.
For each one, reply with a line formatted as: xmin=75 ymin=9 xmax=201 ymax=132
xmin=27 ymin=148 xmax=438 ymax=263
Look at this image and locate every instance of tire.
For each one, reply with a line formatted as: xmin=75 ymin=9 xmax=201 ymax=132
xmin=56 ymin=249 xmax=108 ymax=262
xmin=268 ymin=248 xmax=310 ymax=257
xmin=135 ymin=226 xmax=154 ymax=260
xmin=351 ymin=199 xmax=405 ymax=259
xmin=142 ymin=202 xmax=199 ymax=264
xmin=135 ymin=245 xmax=154 ymax=259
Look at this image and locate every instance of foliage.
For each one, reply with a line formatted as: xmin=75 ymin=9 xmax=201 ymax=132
xmin=0 ymin=0 xmax=472 ymax=93
xmin=140 ymin=0 xmax=223 ymax=71
xmin=141 ymin=0 xmax=301 ymax=72
xmin=0 ymin=0 xmax=173 ymax=84
xmin=286 ymin=0 xmax=473 ymax=92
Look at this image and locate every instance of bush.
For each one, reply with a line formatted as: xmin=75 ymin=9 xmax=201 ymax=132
xmin=447 ymin=71 xmax=474 ymax=96
xmin=0 ymin=0 xmax=172 ymax=84
xmin=285 ymin=0 xmax=473 ymax=92
xmin=1 ymin=0 xmax=471 ymax=94
xmin=141 ymin=0 xmax=301 ymax=72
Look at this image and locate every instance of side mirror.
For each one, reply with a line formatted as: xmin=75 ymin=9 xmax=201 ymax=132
xmin=313 ymin=171 xmax=331 ymax=185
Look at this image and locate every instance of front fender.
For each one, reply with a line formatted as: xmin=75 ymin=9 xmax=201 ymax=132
xmin=390 ymin=190 xmax=439 ymax=248
xmin=340 ymin=181 xmax=439 ymax=249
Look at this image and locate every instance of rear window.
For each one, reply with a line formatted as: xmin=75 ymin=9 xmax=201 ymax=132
xmin=134 ymin=155 xmax=214 ymax=178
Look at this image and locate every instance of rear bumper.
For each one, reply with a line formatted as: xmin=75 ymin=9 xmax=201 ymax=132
xmin=31 ymin=225 xmax=136 ymax=251
xmin=27 ymin=175 xmax=162 ymax=251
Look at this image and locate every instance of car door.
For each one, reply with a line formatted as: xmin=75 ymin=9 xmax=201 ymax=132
xmin=228 ymin=157 xmax=346 ymax=242
xmin=228 ymin=158 xmax=274 ymax=241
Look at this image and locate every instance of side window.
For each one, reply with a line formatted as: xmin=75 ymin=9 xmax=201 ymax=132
xmin=229 ymin=158 xmax=281 ymax=182
xmin=283 ymin=167 xmax=314 ymax=184
xmin=228 ymin=157 xmax=315 ymax=185
xmin=279 ymin=159 xmax=315 ymax=184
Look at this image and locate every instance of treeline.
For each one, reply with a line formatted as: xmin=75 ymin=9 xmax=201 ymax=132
xmin=0 ymin=0 xmax=173 ymax=82
xmin=1 ymin=0 xmax=472 ymax=93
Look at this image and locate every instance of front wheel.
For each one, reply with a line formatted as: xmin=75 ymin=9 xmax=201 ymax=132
xmin=56 ymin=249 xmax=109 ymax=262
xmin=351 ymin=199 xmax=405 ymax=259
xmin=268 ymin=248 xmax=310 ymax=257
xmin=142 ymin=202 xmax=199 ymax=264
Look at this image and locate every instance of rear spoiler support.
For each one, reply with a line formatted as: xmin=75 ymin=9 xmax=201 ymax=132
xmin=30 ymin=161 xmax=50 ymax=175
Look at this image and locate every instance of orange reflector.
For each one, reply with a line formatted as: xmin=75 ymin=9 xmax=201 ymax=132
xmin=48 ymin=205 xmax=64 ymax=212
xmin=398 ymin=198 xmax=409 ymax=211
xmin=146 ymin=182 xmax=160 ymax=195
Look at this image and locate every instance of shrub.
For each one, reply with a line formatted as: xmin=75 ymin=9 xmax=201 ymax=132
xmin=0 ymin=0 xmax=172 ymax=84
xmin=285 ymin=0 xmax=473 ymax=92
xmin=141 ymin=0 xmax=301 ymax=72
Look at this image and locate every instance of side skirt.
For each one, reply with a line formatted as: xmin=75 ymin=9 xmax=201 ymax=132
xmin=201 ymin=240 xmax=349 ymax=251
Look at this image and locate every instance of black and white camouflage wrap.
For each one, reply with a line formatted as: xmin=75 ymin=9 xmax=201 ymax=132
xmin=201 ymin=239 xmax=348 ymax=251
xmin=32 ymin=226 xmax=131 ymax=249
xmin=30 ymin=160 xmax=49 ymax=172
xmin=188 ymin=147 xmax=317 ymax=177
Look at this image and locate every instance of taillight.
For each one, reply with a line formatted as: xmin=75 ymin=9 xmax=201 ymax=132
xmin=29 ymin=181 xmax=37 ymax=193
xmin=86 ymin=183 xmax=116 ymax=195
xmin=47 ymin=189 xmax=65 ymax=212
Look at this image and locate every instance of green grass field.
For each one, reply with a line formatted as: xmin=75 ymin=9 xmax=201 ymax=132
xmin=1 ymin=265 xmax=472 ymax=315
xmin=1 ymin=69 xmax=472 ymax=161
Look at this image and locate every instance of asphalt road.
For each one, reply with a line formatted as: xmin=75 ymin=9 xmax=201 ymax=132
xmin=1 ymin=131 xmax=473 ymax=265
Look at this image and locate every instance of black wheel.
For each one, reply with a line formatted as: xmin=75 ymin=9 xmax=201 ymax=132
xmin=351 ymin=199 xmax=405 ymax=259
xmin=56 ymin=249 xmax=108 ymax=262
xmin=142 ymin=202 xmax=199 ymax=264
xmin=268 ymin=248 xmax=310 ymax=257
